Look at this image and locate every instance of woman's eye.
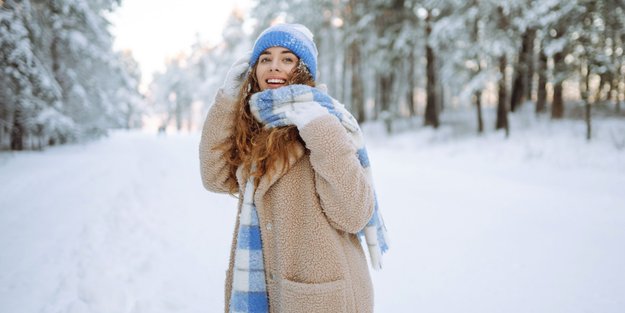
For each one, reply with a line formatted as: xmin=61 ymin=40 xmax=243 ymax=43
xmin=283 ymin=57 xmax=294 ymax=64
xmin=260 ymin=57 xmax=270 ymax=63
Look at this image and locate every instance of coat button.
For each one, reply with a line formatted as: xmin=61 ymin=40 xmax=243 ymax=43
xmin=270 ymin=272 xmax=275 ymax=280
xmin=266 ymin=223 xmax=272 ymax=230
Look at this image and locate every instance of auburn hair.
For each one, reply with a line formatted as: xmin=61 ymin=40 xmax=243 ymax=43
xmin=219 ymin=60 xmax=315 ymax=194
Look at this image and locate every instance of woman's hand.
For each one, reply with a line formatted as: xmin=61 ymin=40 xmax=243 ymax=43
xmin=284 ymin=102 xmax=329 ymax=129
xmin=221 ymin=52 xmax=251 ymax=99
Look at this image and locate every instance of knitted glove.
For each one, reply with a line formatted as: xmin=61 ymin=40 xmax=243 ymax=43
xmin=284 ymin=101 xmax=329 ymax=129
xmin=221 ymin=52 xmax=251 ymax=99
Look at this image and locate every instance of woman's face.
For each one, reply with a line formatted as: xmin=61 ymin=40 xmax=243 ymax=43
xmin=255 ymin=47 xmax=299 ymax=90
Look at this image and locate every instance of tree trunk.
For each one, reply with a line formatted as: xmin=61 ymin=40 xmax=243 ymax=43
xmin=552 ymin=77 xmax=564 ymax=119
xmin=407 ymin=47 xmax=416 ymax=116
xmin=525 ymin=28 xmax=536 ymax=102
xmin=437 ymin=76 xmax=445 ymax=113
xmin=584 ymin=62 xmax=592 ymax=140
xmin=349 ymin=40 xmax=365 ymax=123
xmin=619 ymin=80 xmax=622 ymax=113
xmin=495 ymin=6 xmax=509 ymax=137
xmin=612 ymin=31 xmax=622 ymax=113
xmin=496 ymin=55 xmax=509 ymax=137
xmin=470 ymin=5 xmax=483 ymax=134
xmin=593 ymin=74 xmax=606 ymax=103
xmin=510 ymin=28 xmax=534 ymax=112
xmin=10 ymin=106 xmax=24 ymax=150
xmin=373 ymin=74 xmax=382 ymax=120
xmin=175 ymin=100 xmax=183 ymax=131
xmin=475 ymin=91 xmax=483 ymax=133
xmin=510 ymin=61 xmax=524 ymax=113
xmin=345 ymin=0 xmax=366 ymax=122
xmin=610 ymin=73 xmax=618 ymax=110
xmin=0 ymin=99 xmax=6 ymax=149
xmin=586 ymin=99 xmax=592 ymax=140
xmin=379 ymin=75 xmax=389 ymax=113
xmin=379 ymin=73 xmax=394 ymax=133
xmin=342 ymin=44 xmax=350 ymax=106
xmin=614 ymin=35 xmax=625 ymax=113
xmin=425 ymin=43 xmax=439 ymax=127
xmin=551 ymin=32 xmax=566 ymax=119
xmin=424 ymin=13 xmax=439 ymax=128
xmin=536 ymin=49 xmax=548 ymax=114
xmin=619 ymin=61 xmax=623 ymax=113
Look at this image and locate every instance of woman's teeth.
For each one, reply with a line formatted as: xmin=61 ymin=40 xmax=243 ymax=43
xmin=267 ymin=79 xmax=286 ymax=84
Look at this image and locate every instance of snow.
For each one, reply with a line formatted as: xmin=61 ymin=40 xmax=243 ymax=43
xmin=1 ymin=114 xmax=624 ymax=313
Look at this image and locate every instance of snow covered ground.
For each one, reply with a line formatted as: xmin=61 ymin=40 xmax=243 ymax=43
xmin=1 ymin=114 xmax=624 ymax=313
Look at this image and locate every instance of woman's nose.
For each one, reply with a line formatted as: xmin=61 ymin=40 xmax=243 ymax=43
xmin=270 ymin=60 xmax=280 ymax=71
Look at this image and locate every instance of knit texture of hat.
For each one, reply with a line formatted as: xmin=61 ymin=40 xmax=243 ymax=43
xmin=250 ymin=23 xmax=318 ymax=80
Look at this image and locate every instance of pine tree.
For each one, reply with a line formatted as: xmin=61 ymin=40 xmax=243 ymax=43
xmin=1 ymin=0 xmax=144 ymax=150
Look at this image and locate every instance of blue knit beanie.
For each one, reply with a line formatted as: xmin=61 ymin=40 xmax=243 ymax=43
xmin=250 ymin=23 xmax=318 ymax=80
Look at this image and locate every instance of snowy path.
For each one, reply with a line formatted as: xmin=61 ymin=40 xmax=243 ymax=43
xmin=1 ymin=124 xmax=624 ymax=313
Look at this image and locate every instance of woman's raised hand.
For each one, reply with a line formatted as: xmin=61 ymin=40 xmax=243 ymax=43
xmin=222 ymin=52 xmax=252 ymax=99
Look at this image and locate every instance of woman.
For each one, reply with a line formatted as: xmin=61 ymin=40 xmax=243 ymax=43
xmin=199 ymin=23 xmax=387 ymax=313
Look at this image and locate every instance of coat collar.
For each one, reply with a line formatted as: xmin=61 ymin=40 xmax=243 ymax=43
xmin=235 ymin=142 xmax=306 ymax=202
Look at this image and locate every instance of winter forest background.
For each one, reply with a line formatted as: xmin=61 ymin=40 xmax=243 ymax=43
xmin=1 ymin=0 xmax=625 ymax=313
xmin=2 ymin=0 xmax=625 ymax=149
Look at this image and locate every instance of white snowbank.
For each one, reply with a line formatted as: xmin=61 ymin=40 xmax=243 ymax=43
xmin=1 ymin=114 xmax=623 ymax=312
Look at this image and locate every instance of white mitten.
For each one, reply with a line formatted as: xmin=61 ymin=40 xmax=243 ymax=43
xmin=221 ymin=52 xmax=252 ymax=99
xmin=284 ymin=101 xmax=329 ymax=129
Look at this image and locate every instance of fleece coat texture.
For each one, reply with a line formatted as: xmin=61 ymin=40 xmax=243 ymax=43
xmin=200 ymin=90 xmax=375 ymax=313
xmin=248 ymin=84 xmax=389 ymax=270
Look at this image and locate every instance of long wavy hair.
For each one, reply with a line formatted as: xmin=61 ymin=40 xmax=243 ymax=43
xmin=219 ymin=60 xmax=315 ymax=194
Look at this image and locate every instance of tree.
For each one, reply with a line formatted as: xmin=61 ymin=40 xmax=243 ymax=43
xmin=424 ymin=7 xmax=440 ymax=128
xmin=345 ymin=0 xmax=367 ymax=123
xmin=510 ymin=27 xmax=535 ymax=112
xmin=1 ymin=0 xmax=144 ymax=150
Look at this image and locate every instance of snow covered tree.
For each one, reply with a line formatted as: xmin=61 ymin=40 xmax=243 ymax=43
xmin=510 ymin=9 xmax=536 ymax=112
xmin=148 ymin=56 xmax=194 ymax=131
xmin=538 ymin=1 xmax=586 ymax=119
xmin=423 ymin=5 xmax=442 ymax=128
xmin=344 ymin=0 xmax=367 ymax=122
xmin=430 ymin=0 xmax=488 ymax=133
xmin=211 ymin=0 xmax=625 ymax=138
xmin=1 ymin=0 xmax=144 ymax=150
xmin=148 ymin=7 xmax=251 ymax=131
xmin=113 ymin=50 xmax=145 ymax=129
xmin=1 ymin=0 xmax=66 ymax=149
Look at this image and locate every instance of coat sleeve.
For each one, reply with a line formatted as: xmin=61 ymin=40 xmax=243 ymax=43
xmin=297 ymin=114 xmax=375 ymax=234
xmin=199 ymin=89 xmax=238 ymax=194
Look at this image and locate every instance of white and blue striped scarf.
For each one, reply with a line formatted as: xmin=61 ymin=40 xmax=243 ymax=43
xmin=249 ymin=84 xmax=390 ymax=270
xmin=229 ymin=175 xmax=269 ymax=313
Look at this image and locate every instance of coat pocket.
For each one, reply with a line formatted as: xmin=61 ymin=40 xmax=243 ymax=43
xmin=280 ymin=278 xmax=347 ymax=313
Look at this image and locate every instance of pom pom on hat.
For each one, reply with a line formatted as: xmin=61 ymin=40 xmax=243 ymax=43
xmin=250 ymin=23 xmax=318 ymax=80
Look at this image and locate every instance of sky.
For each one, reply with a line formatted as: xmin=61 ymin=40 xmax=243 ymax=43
xmin=108 ymin=0 xmax=250 ymax=90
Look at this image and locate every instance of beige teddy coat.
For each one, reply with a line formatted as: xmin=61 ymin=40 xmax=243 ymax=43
xmin=199 ymin=90 xmax=375 ymax=313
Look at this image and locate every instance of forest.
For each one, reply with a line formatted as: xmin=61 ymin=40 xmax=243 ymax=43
xmin=2 ymin=0 xmax=624 ymax=150
xmin=1 ymin=0 xmax=142 ymax=150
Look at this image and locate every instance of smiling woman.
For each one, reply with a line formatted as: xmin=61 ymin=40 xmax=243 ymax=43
xmin=198 ymin=23 xmax=389 ymax=313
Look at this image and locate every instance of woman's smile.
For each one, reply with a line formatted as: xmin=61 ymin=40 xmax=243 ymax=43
xmin=265 ymin=77 xmax=287 ymax=88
